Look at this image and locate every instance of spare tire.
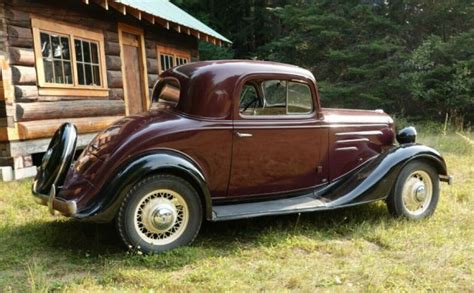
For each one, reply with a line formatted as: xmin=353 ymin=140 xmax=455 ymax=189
xmin=34 ymin=123 xmax=77 ymax=194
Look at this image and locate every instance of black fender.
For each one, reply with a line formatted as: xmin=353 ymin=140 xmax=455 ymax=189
xmin=321 ymin=143 xmax=448 ymax=207
xmin=77 ymin=149 xmax=212 ymax=222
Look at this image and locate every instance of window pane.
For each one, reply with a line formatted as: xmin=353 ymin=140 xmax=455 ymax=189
xmin=84 ymin=64 xmax=93 ymax=85
xmin=61 ymin=37 xmax=70 ymax=60
xmin=53 ymin=60 xmax=64 ymax=83
xmin=263 ymin=80 xmax=286 ymax=106
xmin=75 ymin=40 xmax=83 ymax=62
xmin=63 ymin=61 xmax=73 ymax=84
xmin=40 ymin=33 xmax=51 ymax=58
xmin=77 ymin=63 xmax=85 ymax=85
xmin=51 ymin=35 xmax=62 ymax=59
xmin=160 ymin=55 xmax=165 ymax=71
xmin=92 ymin=65 xmax=101 ymax=86
xmin=254 ymin=80 xmax=287 ymax=115
xmin=287 ymin=82 xmax=313 ymax=114
xmin=240 ymin=84 xmax=260 ymax=115
xmin=83 ymin=41 xmax=91 ymax=63
xmin=43 ymin=59 xmax=54 ymax=83
xmin=91 ymin=42 xmax=99 ymax=64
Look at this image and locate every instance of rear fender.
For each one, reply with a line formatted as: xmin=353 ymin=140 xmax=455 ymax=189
xmin=78 ymin=150 xmax=212 ymax=222
xmin=323 ymin=144 xmax=448 ymax=207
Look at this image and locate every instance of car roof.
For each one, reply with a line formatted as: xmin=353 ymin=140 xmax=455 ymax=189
xmin=161 ymin=60 xmax=316 ymax=119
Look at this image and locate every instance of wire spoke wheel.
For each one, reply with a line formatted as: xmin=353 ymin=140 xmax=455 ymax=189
xmin=117 ymin=174 xmax=202 ymax=254
xmin=134 ymin=189 xmax=189 ymax=245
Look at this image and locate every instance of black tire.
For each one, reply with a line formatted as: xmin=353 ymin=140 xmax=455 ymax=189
xmin=116 ymin=174 xmax=202 ymax=253
xmin=386 ymin=160 xmax=440 ymax=220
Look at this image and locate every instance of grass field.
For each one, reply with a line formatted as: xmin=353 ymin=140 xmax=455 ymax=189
xmin=0 ymin=130 xmax=472 ymax=292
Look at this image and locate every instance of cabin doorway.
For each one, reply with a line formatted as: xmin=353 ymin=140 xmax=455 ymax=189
xmin=118 ymin=24 xmax=149 ymax=115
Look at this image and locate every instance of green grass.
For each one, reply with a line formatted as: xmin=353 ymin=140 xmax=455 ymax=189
xmin=1 ymin=132 xmax=473 ymax=292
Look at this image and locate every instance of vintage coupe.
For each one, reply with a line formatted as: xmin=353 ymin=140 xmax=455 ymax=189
xmin=32 ymin=60 xmax=452 ymax=253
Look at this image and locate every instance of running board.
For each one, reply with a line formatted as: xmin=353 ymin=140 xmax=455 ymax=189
xmin=211 ymin=194 xmax=327 ymax=221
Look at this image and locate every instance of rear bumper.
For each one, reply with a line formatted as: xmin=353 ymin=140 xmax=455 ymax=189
xmin=439 ymin=174 xmax=453 ymax=185
xmin=32 ymin=180 xmax=77 ymax=216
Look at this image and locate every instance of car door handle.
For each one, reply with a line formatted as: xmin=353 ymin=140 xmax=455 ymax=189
xmin=235 ymin=131 xmax=253 ymax=138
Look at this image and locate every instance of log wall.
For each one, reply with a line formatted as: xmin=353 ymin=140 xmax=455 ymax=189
xmin=0 ymin=0 xmax=198 ymax=149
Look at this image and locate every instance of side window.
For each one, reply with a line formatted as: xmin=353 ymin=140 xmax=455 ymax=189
xmin=239 ymin=83 xmax=260 ymax=115
xmin=240 ymin=79 xmax=313 ymax=117
xmin=263 ymin=80 xmax=286 ymax=106
xmin=287 ymin=82 xmax=313 ymax=114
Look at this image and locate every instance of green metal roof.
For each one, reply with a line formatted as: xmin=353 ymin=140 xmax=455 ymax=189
xmin=114 ymin=0 xmax=231 ymax=44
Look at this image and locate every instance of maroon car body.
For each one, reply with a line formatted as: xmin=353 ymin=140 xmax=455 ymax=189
xmin=32 ymin=60 xmax=451 ymax=252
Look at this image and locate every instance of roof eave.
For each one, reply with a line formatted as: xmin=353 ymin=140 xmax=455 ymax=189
xmin=82 ymin=0 xmax=231 ymax=45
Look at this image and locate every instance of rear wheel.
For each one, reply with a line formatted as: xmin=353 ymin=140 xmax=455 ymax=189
xmin=117 ymin=174 xmax=202 ymax=253
xmin=386 ymin=161 xmax=440 ymax=219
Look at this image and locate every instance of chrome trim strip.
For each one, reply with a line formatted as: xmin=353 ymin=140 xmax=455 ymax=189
xmin=336 ymin=138 xmax=370 ymax=144
xmin=335 ymin=146 xmax=359 ymax=151
xmin=335 ymin=130 xmax=384 ymax=136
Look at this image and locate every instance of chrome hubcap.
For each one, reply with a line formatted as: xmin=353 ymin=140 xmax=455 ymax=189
xmin=402 ymin=170 xmax=433 ymax=216
xmin=134 ymin=189 xmax=188 ymax=245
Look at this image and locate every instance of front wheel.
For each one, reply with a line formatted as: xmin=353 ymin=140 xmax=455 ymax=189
xmin=116 ymin=174 xmax=202 ymax=253
xmin=386 ymin=160 xmax=440 ymax=219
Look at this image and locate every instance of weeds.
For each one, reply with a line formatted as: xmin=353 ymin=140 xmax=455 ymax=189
xmin=0 ymin=132 xmax=472 ymax=291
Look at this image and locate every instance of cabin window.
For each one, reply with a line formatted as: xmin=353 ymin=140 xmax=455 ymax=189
xmin=157 ymin=45 xmax=191 ymax=73
xmin=240 ymin=80 xmax=314 ymax=117
xmin=32 ymin=17 xmax=108 ymax=97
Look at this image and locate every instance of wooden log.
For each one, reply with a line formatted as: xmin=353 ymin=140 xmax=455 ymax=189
xmin=146 ymin=48 xmax=156 ymax=59
xmin=147 ymin=58 xmax=159 ymax=74
xmin=16 ymin=100 xmax=125 ymax=121
xmin=148 ymin=74 xmax=159 ymax=87
xmin=107 ymin=70 xmax=123 ymax=88
xmin=14 ymin=85 xmax=38 ymax=100
xmin=104 ymin=42 xmax=121 ymax=56
xmin=105 ymin=55 xmax=121 ymax=71
xmin=109 ymin=88 xmax=124 ymax=100
xmin=9 ymin=47 xmax=35 ymax=66
xmin=7 ymin=25 xmax=33 ymax=48
xmin=11 ymin=66 xmax=36 ymax=85
xmin=104 ymin=31 xmax=119 ymax=42
xmin=17 ymin=116 xmax=124 ymax=140
xmin=145 ymin=39 xmax=156 ymax=50
xmin=5 ymin=8 xmax=30 ymax=28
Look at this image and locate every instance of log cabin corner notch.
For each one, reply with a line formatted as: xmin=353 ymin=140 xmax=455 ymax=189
xmin=0 ymin=0 xmax=230 ymax=181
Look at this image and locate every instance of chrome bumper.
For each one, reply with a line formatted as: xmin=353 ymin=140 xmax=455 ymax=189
xmin=439 ymin=175 xmax=453 ymax=185
xmin=32 ymin=180 xmax=77 ymax=216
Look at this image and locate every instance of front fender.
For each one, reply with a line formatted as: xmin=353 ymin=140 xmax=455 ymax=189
xmin=77 ymin=150 xmax=212 ymax=222
xmin=323 ymin=143 xmax=448 ymax=207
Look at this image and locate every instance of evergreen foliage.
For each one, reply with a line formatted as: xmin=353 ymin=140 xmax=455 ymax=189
xmin=174 ymin=0 xmax=474 ymax=125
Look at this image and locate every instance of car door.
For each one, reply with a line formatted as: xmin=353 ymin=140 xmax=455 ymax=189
xmin=228 ymin=77 xmax=329 ymax=198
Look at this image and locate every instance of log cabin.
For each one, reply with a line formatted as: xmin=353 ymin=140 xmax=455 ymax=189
xmin=0 ymin=0 xmax=230 ymax=180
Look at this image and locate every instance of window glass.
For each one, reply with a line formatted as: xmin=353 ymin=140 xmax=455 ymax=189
xmin=263 ymin=80 xmax=287 ymax=106
xmin=160 ymin=54 xmax=174 ymax=71
xmin=75 ymin=39 xmax=101 ymax=86
xmin=287 ymin=82 xmax=313 ymax=114
xmin=239 ymin=83 xmax=260 ymax=115
xmin=240 ymin=80 xmax=313 ymax=117
xmin=40 ymin=32 xmax=73 ymax=84
xmin=176 ymin=57 xmax=188 ymax=66
xmin=151 ymin=78 xmax=180 ymax=110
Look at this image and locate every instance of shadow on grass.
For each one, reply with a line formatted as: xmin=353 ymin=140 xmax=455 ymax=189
xmin=1 ymin=202 xmax=394 ymax=271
